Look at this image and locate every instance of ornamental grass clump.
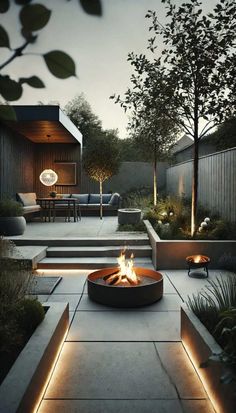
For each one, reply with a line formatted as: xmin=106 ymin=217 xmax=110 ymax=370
xmin=188 ymin=274 xmax=236 ymax=379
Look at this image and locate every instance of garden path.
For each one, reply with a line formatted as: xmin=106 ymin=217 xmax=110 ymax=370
xmin=36 ymin=268 xmax=220 ymax=413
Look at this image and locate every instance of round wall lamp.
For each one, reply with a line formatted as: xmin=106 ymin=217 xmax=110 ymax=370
xmin=39 ymin=169 xmax=58 ymax=186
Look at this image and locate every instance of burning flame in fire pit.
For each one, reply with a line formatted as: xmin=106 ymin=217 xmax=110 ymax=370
xmin=187 ymin=255 xmax=209 ymax=264
xmin=193 ymin=255 xmax=202 ymax=263
xmin=104 ymin=250 xmax=140 ymax=286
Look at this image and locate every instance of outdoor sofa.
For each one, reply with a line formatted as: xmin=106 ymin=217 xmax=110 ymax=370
xmin=16 ymin=192 xmax=121 ymax=218
xmin=69 ymin=193 xmax=121 ymax=215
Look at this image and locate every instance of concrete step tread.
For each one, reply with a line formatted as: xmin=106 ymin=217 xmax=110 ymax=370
xmin=7 ymin=246 xmax=47 ymax=269
xmin=47 ymin=245 xmax=152 ymax=252
xmin=39 ymin=257 xmax=152 ymax=264
xmin=11 ymin=236 xmax=150 ymax=247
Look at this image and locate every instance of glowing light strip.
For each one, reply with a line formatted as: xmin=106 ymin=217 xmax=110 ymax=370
xmin=182 ymin=340 xmax=219 ymax=413
xmin=33 ymin=326 xmax=69 ymax=413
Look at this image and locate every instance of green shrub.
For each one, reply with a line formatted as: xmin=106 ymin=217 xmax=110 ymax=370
xmin=0 ymin=199 xmax=23 ymax=217
xmin=118 ymin=221 xmax=147 ymax=232
xmin=142 ymin=195 xmax=235 ymax=240
xmin=15 ymin=299 xmax=45 ymax=336
xmin=121 ymin=187 xmax=153 ymax=209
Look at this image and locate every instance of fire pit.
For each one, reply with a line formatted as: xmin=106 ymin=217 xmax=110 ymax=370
xmin=186 ymin=254 xmax=210 ymax=278
xmin=87 ymin=251 xmax=163 ymax=307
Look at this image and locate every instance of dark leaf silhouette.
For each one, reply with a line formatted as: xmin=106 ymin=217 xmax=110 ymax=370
xmin=0 ymin=0 xmax=9 ymax=13
xmin=20 ymin=4 xmax=51 ymax=32
xmin=43 ymin=50 xmax=76 ymax=78
xmin=21 ymin=28 xmax=37 ymax=43
xmin=80 ymin=0 xmax=102 ymax=16
xmin=19 ymin=76 xmax=45 ymax=88
xmin=0 ymin=76 xmax=23 ymax=101
xmin=0 ymin=25 xmax=10 ymax=48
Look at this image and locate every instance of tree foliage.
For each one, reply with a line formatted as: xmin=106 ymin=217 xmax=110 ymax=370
xmin=83 ymin=130 xmax=121 ymax=218
xmin=83 ymin=130 xmax=121 ymax=184
xmin=64 ymin=94 xmax=102 ymax=146
xmin=207 ymin=117 xmax=236 ymax=151
xmin=0 ymin=0 xmax=103 ymax=120
xmin=111 ymin=34 xmax=179 ymax=205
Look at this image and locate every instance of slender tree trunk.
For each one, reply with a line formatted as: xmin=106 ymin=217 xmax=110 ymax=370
xmin=153 ymin=159 xmax=157 ymax=206
xmin=191 ymin=139 xmax=199 ymax=236
xmin=99 ymin=180 xmax=103 ymax=220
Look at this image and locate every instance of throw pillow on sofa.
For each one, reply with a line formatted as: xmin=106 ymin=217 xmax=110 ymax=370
xmin=17 ymin=192 xmax=37 ymax=206
xmin=109 ymin=193 xmax=120 ymax=206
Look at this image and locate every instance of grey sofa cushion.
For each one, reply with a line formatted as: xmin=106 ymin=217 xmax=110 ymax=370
xmin=89 ymin=194 xmax=100 ymax=204
xmin=71 ymin=194 xmax=89 ymax=204
xmin=17 ymin=192 xmax=37 ymax=206
xmin=89 ymin=194 xmax=112 ymax=204
xmin=109 ymin=192 xmax=120 ymax=206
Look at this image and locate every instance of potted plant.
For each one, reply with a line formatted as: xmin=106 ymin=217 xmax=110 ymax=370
xmin=0 ymin=199 xmax=26 ymax=235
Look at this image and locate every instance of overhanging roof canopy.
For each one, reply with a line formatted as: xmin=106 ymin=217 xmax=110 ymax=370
xmin=5 ymin=105 xmax=83 ymax=146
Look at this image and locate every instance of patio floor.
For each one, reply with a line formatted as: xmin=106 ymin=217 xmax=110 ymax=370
xmin=34 ymin=267 xmax=226 ymax=413
xmin=12 ymin=216 xmax=120 ymax=239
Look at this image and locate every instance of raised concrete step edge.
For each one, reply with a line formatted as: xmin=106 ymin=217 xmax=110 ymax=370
xmin=46 ymin=245 xmax=152 ymax=258
xmin=37 ymin=256 xmax=153 ymax=270
xmin=5 ymin=246 xmax=47 ymax=270
xmin=10 ymin=236 xmax=150 ymax=247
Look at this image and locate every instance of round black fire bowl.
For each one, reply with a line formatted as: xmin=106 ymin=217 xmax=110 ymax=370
xmin=87 ymin=267 xmax=163 ymax=308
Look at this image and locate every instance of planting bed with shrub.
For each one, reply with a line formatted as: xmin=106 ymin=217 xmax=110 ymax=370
xmin=188 ymin=274 xmax=236 ymax=383
xmin=0 ymin=239 xmax=45 ymax=384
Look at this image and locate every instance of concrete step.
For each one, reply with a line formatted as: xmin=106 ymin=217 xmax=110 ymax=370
xmin=46 ymin=245 xmax=152 ymax=258
xmin=7 ymin=246 xmax=47 ymax=270
xmin=10 ymin=236 xmax=150 ymax=247
xmin=37 ymin=256 xmax=153 ymax=270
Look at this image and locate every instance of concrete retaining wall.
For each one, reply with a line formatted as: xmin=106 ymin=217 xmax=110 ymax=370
xmin=144 ymin=220 xmax=236 ymax=270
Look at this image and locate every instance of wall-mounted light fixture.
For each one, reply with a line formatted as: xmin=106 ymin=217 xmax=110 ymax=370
xmin=39 ymin=169 xmax=58 ymax=186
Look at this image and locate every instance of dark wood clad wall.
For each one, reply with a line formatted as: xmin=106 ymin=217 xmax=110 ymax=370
xmin=34 ymin=143 xmax=81 ymax=197
xmin=0 ymin=123 xmax=35 ymax=199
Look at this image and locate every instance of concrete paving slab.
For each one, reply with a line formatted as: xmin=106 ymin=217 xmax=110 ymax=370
xmin=37 ymin=295 xmax=49 ymax=303
xmin=44 ymin=342 xmax=178 ymax=400
xmin=10 ymin=216 xmax=120 ymax=238
xmin=77 ymin=293 xmax=182 ymax=312
xmin=67 ymin=311 xmax=180 ymax=341
xmin=46 ymin=294 xmax=82 ymax=311
xmin=155 ymin=342 xmax=207 ymax=399
xmin=39 ymin=399 xmax=185 ymax=413
xmin=165 ymin=269 xmax=233 ymax=300
xmin=36 ymin=272 xmax=88 ymax=294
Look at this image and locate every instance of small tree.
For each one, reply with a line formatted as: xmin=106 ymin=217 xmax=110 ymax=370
xmin=83 ymin=131 xmax=121 ymax=219
xmin=111 ymin=54 xmax=178 ymax=205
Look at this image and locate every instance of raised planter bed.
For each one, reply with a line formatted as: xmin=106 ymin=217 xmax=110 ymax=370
xmin=181 ymin=305 xmax=236 ymax=413
xmin=0 ymin=302 xmax=69 ymax=413
xmin=144 ymin=220 xmax=236 ymax=269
